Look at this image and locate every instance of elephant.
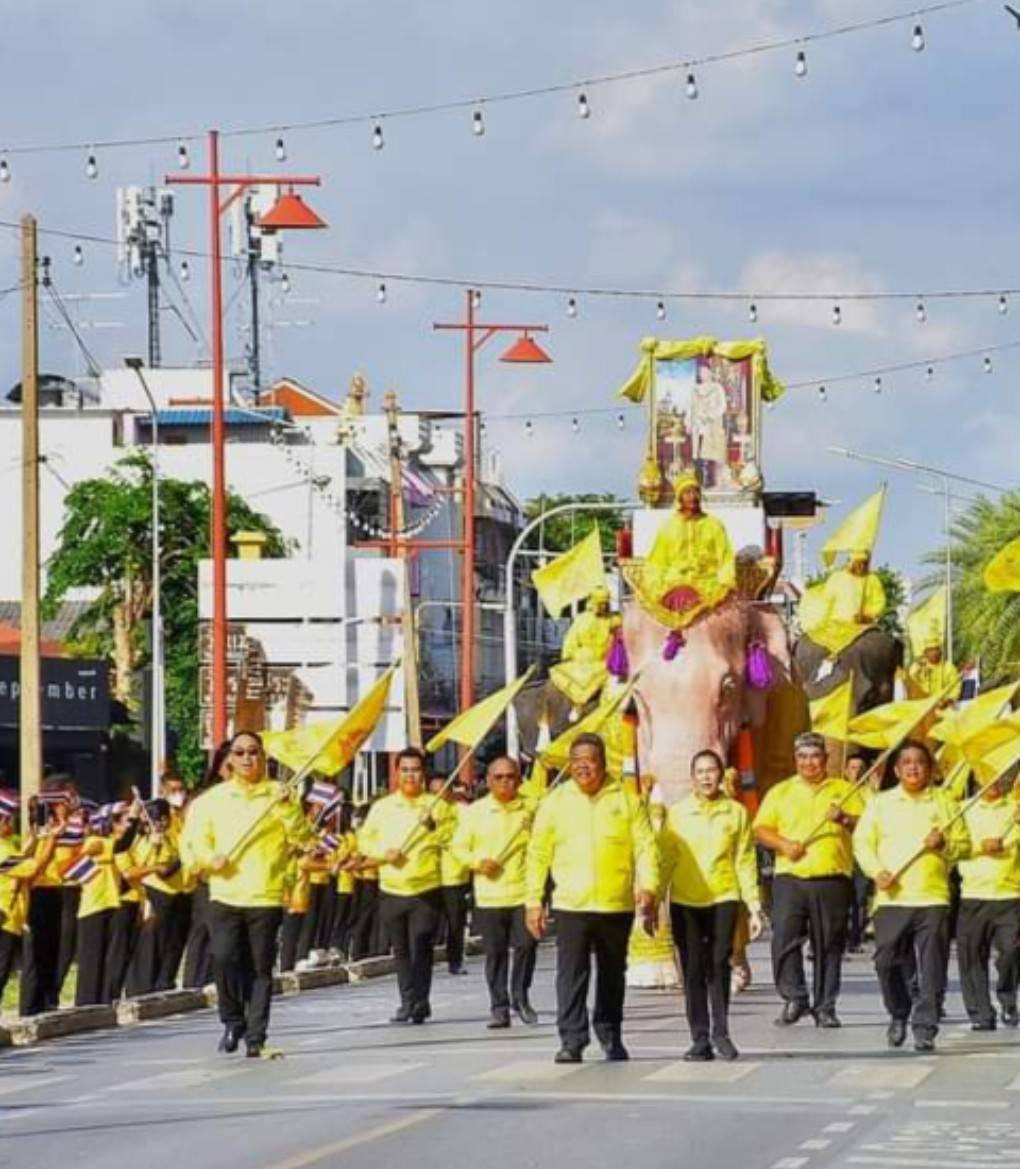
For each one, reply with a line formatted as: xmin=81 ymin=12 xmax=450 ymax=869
xmin=622 ymin=597 xmax=807 ymax=805
xmin=793 ymin=628 xmax=904 ymax=715
xmin=512 ymin=678 xmax=600 ymax=762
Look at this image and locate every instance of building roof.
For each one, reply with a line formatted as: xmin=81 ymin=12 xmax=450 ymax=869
xmin=0 ymin=600 xmax=94 ymax=648
xmin=263 ymin=378 xmax=343 ymax=417
xmin=146 ymin=406 xmax=289 ymax=427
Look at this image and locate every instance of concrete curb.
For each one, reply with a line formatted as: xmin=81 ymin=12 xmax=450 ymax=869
xmin=0 ymin=938 xmax=482 ymax=1049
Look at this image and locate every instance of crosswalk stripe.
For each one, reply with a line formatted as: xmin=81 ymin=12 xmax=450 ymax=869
xmin=830 ymin=1063 xmax=933 ymax=1089
xmin=118 ymin=1066 xmax=252 ymax=1091
xmin=475 ymin=1060 xmax=583 ymax=1083
xmin=0 ymin=1074 xmax=72 ymax=1098
xmin=292 ymin=1063 xmax=427 ymax=1086
xmin=643 ymin=1061 xmax=758 ymax=1084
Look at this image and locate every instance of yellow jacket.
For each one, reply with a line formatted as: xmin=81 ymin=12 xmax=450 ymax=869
xmin=854 ymin=784 xmax=970 ymax=907
xmin=664 ymin=794 xmax=760 ymax=910
xmin=958 ymin=796 xmax=1020 ymax=900
xmin=435 ymin=800 xmax=471 ymax=887
xmin=452 ymin=793 xmax=532 ymax=908
xmin=358 ymin=791 xmax=441 ymax=897
xmin=821 ymin=569 xmax=886 ymax=625
xmin=550 ymin=610 xmax=617 ymax=707
xmin=335 ymin=829 xmax=358 ymax=894
xmin=754 ymin=775 xmax=863 ymax=879
xmin=1 ymin=835 xmax=53 ymax=936
xmin=139 ymin=832 xmax=183 ymax=898
xmin=77 ymin=837 xmax=124 ymax=918
xmin=525 ymin=778 xmax=659 ymax=913
xmin=181 ymin=778 xmax=313 ymax=909
xmin=908 ymin=659 xmax=962 ymax=703
xmin=641 ymin=511 xmax=735 ymax=609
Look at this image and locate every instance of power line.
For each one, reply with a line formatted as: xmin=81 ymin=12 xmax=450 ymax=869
xmin=0 ymin=0 xmax=985 ymax=158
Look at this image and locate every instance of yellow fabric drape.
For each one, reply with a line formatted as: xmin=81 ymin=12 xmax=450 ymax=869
xmin=616 ymin=336 xmax=785 ymax=405
xmin=549 ymin=609 xmax=618 ymax=707
xmin=639 ymin=511 xmax=735 ymax=612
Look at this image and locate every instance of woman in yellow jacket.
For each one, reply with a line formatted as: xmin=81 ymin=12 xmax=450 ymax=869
xmin=663 ymin=749 xmax=763 ymax=1062
xmin=0 ymin=791 xmax=56 ymax=1002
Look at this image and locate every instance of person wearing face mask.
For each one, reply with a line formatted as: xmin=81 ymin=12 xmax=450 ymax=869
xmin=181 ymin=731 xmax=313 ymax=1058
xmin=754 ymin=732 xmax=864 ymax=1029
xmin=664 ymin=750 xmax=763 ymax=1062
xmin=526 ymin=733 xmax=660 ymax=1064
xmin=854 ymin=740 xmax=970 ymax=1052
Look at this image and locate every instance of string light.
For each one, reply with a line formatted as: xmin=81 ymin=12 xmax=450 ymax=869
xmin=818 ymin=385 xmax=828 ymax=401
xmin=472 ymin=109 xmax=485 ymax=137
xmin=0 ymin=156 xmax=9 ymax=183
xmin=656 ymin=300 xmax=667 ymax=321
xmin=577 ymin=91 xmax=591 ymax=119
xmin=376 ymin=281 xmax=387 ymax=303
xmin=571 ymin=416 xmax=580 ymax=434
xmin=748 ymin=303 xmax=758 ymax=323
xmin=874 ymin=375 xmax=883 ymax=393
xmin=179 ymin=258 xmax=190 ymax=282
xmin=984 ymin=354 xmax=993 ymax=373
xmin=525 ymin=419 xmax=533 ymax=437
xmin=85 ymin=153 xmax=98 ymax=180
xmin=617 ymin=413 xmax=626 ymax=430
xmin=372 ymin=123 xmax=384 ymax=151
xmin=281 ymin=272 xmax=291 ymax=294
xmin=1000 ymin=295 xmax=1009 ymax=316
xmin=925 ymin=365 xmax=934 ymax=381
xmin=795 ymin=50 xmax=808 ymax=77
xmin=831 ymin=303 xmax=842 ymax=326
xmin=472 ymin=289 xmax=482 ymax=309
xmin=73 ymin=243 xmax=84 ymax=267
xmin=915 ymin=299 xmax=927 ymax=323
xmin=912 ymin=23 xmax=926 ymax=50
xmin=566 ymin=296 xmax=578 ymax=318
xmin=177 ymin=142 xmax=190 ymax=170
xmin=685 ymin=72 xmax=699 ymax=99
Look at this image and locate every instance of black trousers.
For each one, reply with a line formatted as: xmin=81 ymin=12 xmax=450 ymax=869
xmin=379 ymin=889 xmax=441 ymax=1012
xmin=349 ymin=881 xmax=380 ymax=960
xmin=110 ymin=903 xmax=143 ymax=1000
xmin=57 ymin=885 xmax=80 ymax=992
xmin=672 ymin=901 xmax=739 ymax=1043
xmin=441 ymin=883 xmax=470 ymax=969
xmin=328 ymin=892 xmax=354 ymax=953
xmin=0 ymin=930 xmax=20 ymax=1002
xmin=296 ymin=884 xmax=328 ymax=962
xmin=20 ymin=887 xmax=63 ymax=1015
xmin=957 ymin=897 xmax=1020 ymax=1025
xmin=873 ymin=904 xmax=950 ymax=1039
xmin=474 ymin=904 xmax=537 ymax=1013
xmin=183 ymin=884 xmax=213 ymax=988
xmin=279 ymin=913 xmax=303 ymax=973
xmin=209 ymin=902 xmax=283 ymax=1045
xmin=75 ymin=908 xmax=116 ymax=1006
xmin=771 ymin=874 xmax=851 ymax=1013
xmin=131 ymin=889 xmax=190 ymax=994
xmin=555 ymin=909 xmax=634 ymax=1051
xmin=848 ymin=865 xmax=872 ymax=950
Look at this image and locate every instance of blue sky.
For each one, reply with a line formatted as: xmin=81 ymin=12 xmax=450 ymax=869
xmin=0 ymin=0 xmax=1016 ymax=589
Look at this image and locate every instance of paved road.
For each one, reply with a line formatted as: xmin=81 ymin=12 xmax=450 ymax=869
xmin=3 ymin=943 xmax=1020 ymax=1169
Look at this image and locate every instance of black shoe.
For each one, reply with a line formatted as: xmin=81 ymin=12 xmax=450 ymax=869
xmin=914 ymin=1034 xmax=936 ymax=1053
xmin=218 ymin=1024 xmax=244 ymax=1054
xmin=448 ymin=963 xmax=468 ymax=975
xmin=887 ymin=1020 xmax=908 ymax=1048
xmin=391 ymin=1006 xmax=412 ymax=1024
xmin=410 ymin=1005 xmax=430 ymax=1025
xmin=971 ymin=1019 xmax=996 ymax=1032
xmin=554 ymin=1046 xmax=583 ymax=1064
xmin=604 ymin=1039 xmax=629 ymax=1062
xmin=683 ymin=1041 xmax=714 ymax=1062
xmin=775 ymin=1000 xmax=811 ymax=1026
xmin=245 ymin=1040 xmax=263 ymax=1059
xmin=814 ymin=1009 xmax=842 ymax=1029
xmin=714 ymin=1036 xmax=739 ymax=1061
xmin=1002 ymin=1004 xmax=1019 ymax=1028
xmin=514 ymin=999 xmax=539 ymax=1026
xmin=487 ymin=1011 xmax=511 ymax=1030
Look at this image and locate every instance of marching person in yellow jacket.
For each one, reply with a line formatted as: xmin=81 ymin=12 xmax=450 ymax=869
xmin=854 ymin=740 xmax=970 ymax=1051
xmin=452 ymin=756 xmax=537 ymax=1029
xmin=433 ymin=780 xmax=471 ymax=976
xmin=0 ymin=791 xmax=56 ymax=1003
xmin=955 ymin=776 xmax=1020 ymax=1030
xmin=358 ymin=748 xmax=443 ymax=1024
xmin=526 ymin=732 xmax=659 ymax=1064
xmin=181 ymin=731 xmax=313 ymax=1058
xmin=754 ymin=732 xmax=864 ymax=1028
xmin=663 ymin=750 xmax=763 ymax=1062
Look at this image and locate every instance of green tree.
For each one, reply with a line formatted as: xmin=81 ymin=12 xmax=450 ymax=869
xmin=43 ymin=453 xmax=288 ymax=781
xmin=523 ymin=493 xmax=627 ymax=555
xmin=921 ymin=490 xmax=1020 ymax=681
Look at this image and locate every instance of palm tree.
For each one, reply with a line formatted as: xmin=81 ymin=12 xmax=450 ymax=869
xmin=921 ymin=490 xmax=1020 ymax=681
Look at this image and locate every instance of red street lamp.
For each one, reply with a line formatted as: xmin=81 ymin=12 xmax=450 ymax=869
xmin=166 ymin=130 xmax=326 ymax=747
xmin=434 ymin=291 xmax=552 ymax=718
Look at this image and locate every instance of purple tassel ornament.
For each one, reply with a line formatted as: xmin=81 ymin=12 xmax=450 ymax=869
xmin=745 ymin=640 xmax=774 ymax=690
xmin=662 ymin=629 xmax=685 ymax=661
xmin=606 ymin=629 xmax=630 ymax=680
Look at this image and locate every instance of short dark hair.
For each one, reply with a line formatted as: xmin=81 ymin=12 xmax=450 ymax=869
xmin=690 ymin=749 xmax=725 ymax=775
xmin=891 ymin=739 xmax=933 ymax=770
xmin=569 ymin=733 xmax=606 ymax=767
xmin=396 ymin=747 xmax=427 ymax=767
xmin=228 ymin=730 xmax=264 ymax=752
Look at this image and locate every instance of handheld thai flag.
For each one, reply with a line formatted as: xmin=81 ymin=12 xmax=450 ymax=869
xmin=63 ymin=854 xmax=101 ymax=885
xmin=37 ymin=790 xmax=72 ymax=808
xmin=320 ymin=832 xmax=341 ymax=853
xmin=0 ymin=791 xmax=18 ymax=818
xmin=306 ymin=780 xmax=339 ymax=807
xmin=0 ymin=852 xmax=26 ymax=874
xmin=314 ymin=791 xmax=344 ymax=826
xmin=57 ymin=822 xmax=87 ymax=846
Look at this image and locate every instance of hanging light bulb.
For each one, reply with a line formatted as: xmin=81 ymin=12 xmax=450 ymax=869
xmin=656 ymin=300 xmax=667 ymax=321
xmin=372 ymin=123 xmax=384 ymax=151
xmin=925 ymin=365 xmax=934 ymax=381
xmin=566 ymin=296 xmax=578 ymax=318
xmin=0 ymin=156 xmax=9 ymax=183
xmin=795 ymin=50 xmax=808 ymax=77
xmin=180 ymin=258 xmax=190 ymax=282
xmin=915 ymin=299 xmax=927 ymax=323
xmin=472 ymin=289 xmax=482 ymax=309
xmin=85 ymin=153 xmax=98 ymax=180
xmin=480 ymin=419 xmax=487 ymax=435
xmin=274 ymin=136 xmax=287 ymax=162
xmin=685 ymin=72 xmax=699 ymax=100
xmin=577 ymin=91 xmax=591 ymax=119
xmin=376 ymin=281 xmax=387 ymax=304
xmin=984 ymin=355 xmax=993 ymax=373
xmin=748 ymin=303 xmax=758 ymax=323
xmin=874 ymin=376 xmax=882 ymax=394
xmin=616 ymin=413 xmax=625 ymax=430
xmin=831 ymin=303 xmax=842 ymax=326
xmin=571 ymin=417 xmax=580 ymax=434
xmin=525 ymin=419 xmax=533 ymax=438
xmin=911 ymin=24 xmax=925 ymax=51
xmin=818 ymin=385 xmax=827 ymax=401
xmin=281 ymin=272 xmax=291 ymax=295
xmin=999 ymin=295 xmax=1009 ymax=316
xmin=73 ymin=243 xmax=84 ymax=267
xmin=472 ymin=109 xmax=485 ymax=137
xmin=177 ymin=142 xmax=190 ymax=170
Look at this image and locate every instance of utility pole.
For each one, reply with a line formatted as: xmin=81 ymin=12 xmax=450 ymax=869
xmin=246 ymin=202 xmax=262 ymax=403
xmin=20 ymin=215 xmax=42 ymax=838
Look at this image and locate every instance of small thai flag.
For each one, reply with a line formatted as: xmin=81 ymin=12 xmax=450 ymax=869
xmin=0 ymin=853 xmax=26 ymax=874
xmin=306 ymin=781 xmax=338 ymax=807
xmin=320 ymin=832 xmax=341 ymax=853
xmin=58 ymin=823 xmax=87 ymax=846
xmin=0 ymin=792 xmax=18 ymax=818
xmin=63 ymin=854 xmax=101 ymax=885
xmin=959 ymin=662 xmax=981 ymax=704
xmin=38 ymin=790 xmax=71 ymax=807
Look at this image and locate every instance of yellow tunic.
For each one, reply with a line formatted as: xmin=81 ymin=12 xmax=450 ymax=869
xmin=639 ymin=511 xmax=735 ymax=613
xmin=452 ymin=794 xmax=531 ymax=908
xmin=908 ymin=659 xmax=962 ymax=703
xmin=549 ymin=610 xmax=618 ymax=707
xmin=358 ymin=792 xmax=442 ymax=897
xmin=958 ymin=797 xmax=1020 ymax=900
xmin=754 ymin=775 xmax=864 ymax=879
xmin=802 ymin=570 xmax=887 ymax=656
xmin=0 ymin=837 xmax=46 ymax=937
xmin=664 ymin=794 xmax=760 ymax=909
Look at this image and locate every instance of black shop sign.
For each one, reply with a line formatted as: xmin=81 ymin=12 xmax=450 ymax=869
xmin=0 ymin=657 xmax=110 ymax=730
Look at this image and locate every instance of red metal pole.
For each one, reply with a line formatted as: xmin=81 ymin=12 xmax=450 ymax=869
xmin=209 ymin=129 xmax=228 ymax=745
xmin=460 ymin=288 xmax=476 ymax=714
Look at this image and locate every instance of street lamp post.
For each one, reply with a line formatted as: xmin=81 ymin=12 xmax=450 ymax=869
xmin=124 ymin=357 xmax=163 ymax=796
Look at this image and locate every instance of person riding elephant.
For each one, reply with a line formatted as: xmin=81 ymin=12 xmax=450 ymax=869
xmin=800 ymin=552 xmax=886 ymax=659
xmin=549 ymin=585 xmax=620 ymax=714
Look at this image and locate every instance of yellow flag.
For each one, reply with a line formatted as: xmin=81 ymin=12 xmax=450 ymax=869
xmin=846 ymin=693 xmax=941 ymax=750
xmin=263 ymin=662 xmax=399 ymax=777
xmin=809 ymin=677 xmax=855 ymax=741
xmin=530 ymin=528 xmax=605 ymax=618
xmin=907 ymin=587 xmax=948 ymax=659
xmin=929 ymin=681 xmax=1020 ymax=748
xmin=821 ymin=486 xmax=886 ymax=569
xmin=962 ymin=712 xmax=1020 ymax=784
xmin=538 ymin=675 xmax=642 ymax=776
xmin=984 ymin=534 xmax=1020 ymax=593
xmin=426 ymin=667 xmax=535 ymax=754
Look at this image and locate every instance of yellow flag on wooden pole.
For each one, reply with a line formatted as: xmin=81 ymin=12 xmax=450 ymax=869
xmin=984 ymin=534 xmax=1020 ymax=593
xmin=821 ymin=486 xmax=886 ymax=569
xmin=906 ymin=586 xmax=948 ymax=659
xmin=846 ymin=692 xmax=942 ymax=750
xmin=809 ymin=676 xmax=855 ymax=741
xmin=530 ymin=528 xmax=605 ymax=618
xmin=425 ymin=667 xmax=535 ymax=754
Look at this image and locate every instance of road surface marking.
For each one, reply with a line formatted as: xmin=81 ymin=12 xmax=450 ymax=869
xmin=915 ymin=1099 xmax=1010 ymax=1110
xmin=253 ymin=1109 xmax=439 ymax=1169
xmin=292 ymin=1063 xmax=427 ymax=1086
xmin=848 ymin=1158 xmax=1020 ymax=1168
xmin=800 ymin=1139 xmax=832 ymax=1150
xmin=0 ymin=1074 xmax=71 ymax=1098
xmin=476 ymin=1060 xmax=584 ymax=1082
xmin=643 ymin=1061 xmax=758 ymax=1084
xmin=771 ymin=1159 xmax=809 ymax=1169
xmin=118 ymin=1066 xmax=252 ymax=1091
xmin=849 ymin=1104 xmax=877 ymax=1115
xmin=830 ymin=1063 xmax=932 ymax=1089
xmin=823 ymin=1122 xmax=856 ymax=1133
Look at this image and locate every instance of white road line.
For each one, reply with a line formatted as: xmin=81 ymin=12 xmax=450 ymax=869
xmin=848 ymin=1158 xmax=1020 ymax=1169
xmin=771 ymin=1158 xmax=809 ymax=1169
xmin=475 ymin=1060 xmax=584 ymax=1083
xmin=0 ymin=1074 xmax=72 ymax=1098
xmin=915 ymin=1099 xmax=1011 ymax=1110
xmin=849 ymin=1104 xmax=877 ymax=1115
xmin=117 ymin=1066 xmax=254 ymax=1091
xmin=292 ymin=1063 xmax=427 ymax=1086
xmin=823 ymin=1122 xmax=857 ymax=1134
xmin=799 ymin=1139 xmax=832 ymax=1151
xmin=643 ymin=1061 xmax=759 ymax=1085
xmin=830 ymin=1063 xmax=933 ymax=1089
